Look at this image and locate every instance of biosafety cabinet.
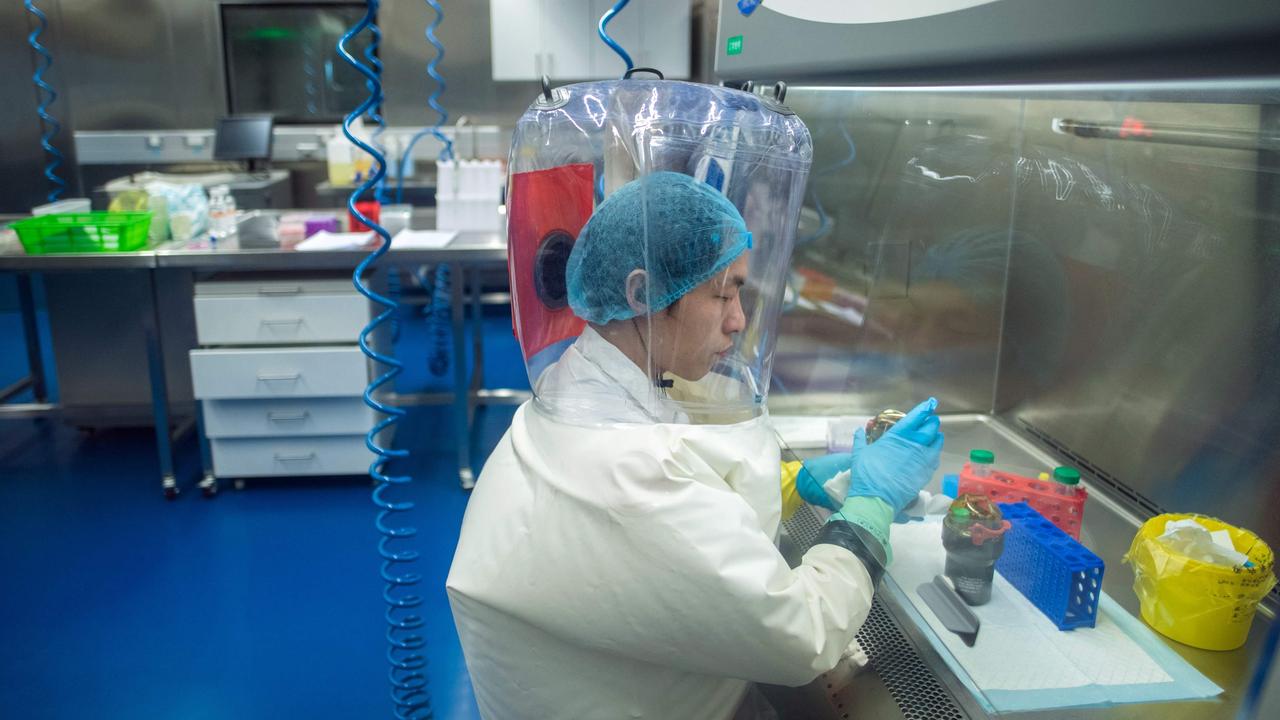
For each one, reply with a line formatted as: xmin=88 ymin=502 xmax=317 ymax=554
xmin=717 ymin=1 xmax=1280 ymax=719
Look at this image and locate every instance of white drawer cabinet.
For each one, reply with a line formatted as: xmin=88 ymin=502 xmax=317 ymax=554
xmin=190 ymin=346 xmax=368 ymax=399
xmin=190 ymin=277 xmax=377 ymax=489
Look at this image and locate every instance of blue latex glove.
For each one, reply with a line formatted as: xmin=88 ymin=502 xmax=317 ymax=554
xmin=846 ymin=398 xmax=944 ymax=516
xmin=795 ymin=453 xmax=851 ymax=510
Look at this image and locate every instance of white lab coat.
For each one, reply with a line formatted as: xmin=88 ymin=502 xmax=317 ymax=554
xmin=447 ymin=328 xmax=875 ymax=719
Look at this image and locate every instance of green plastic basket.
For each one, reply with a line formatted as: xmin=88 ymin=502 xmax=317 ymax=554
xmin=10 ymin=212 xmax=152 ymax=254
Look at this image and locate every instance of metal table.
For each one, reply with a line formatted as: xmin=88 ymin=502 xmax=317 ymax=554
xmin=0 ymin=225 xmax=517 ymax=496
xmin=770 ymin=413 xmax=1273 ymax=719
xmin=0 ymin=237 xmax=180 ymax=487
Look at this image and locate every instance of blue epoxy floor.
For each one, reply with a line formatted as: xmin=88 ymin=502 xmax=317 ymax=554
xmin=0 ymin=299 xmax=525 ymax=719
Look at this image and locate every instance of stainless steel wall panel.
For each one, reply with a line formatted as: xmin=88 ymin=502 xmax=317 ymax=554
xmin=59 ymin=0 xmax=222 ymax=131
xmin=55 ymin=0 xmax=546 ymax=133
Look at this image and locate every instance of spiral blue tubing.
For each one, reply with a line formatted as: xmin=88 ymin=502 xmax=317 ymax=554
xmin=365 ymin=25 xmax=390 ymax=204
xmin=396 ymin=0 xmax=455 ymax=380
xmin=427 ymin=264 xmax=451 ymax=377
xmin=396 ymin=0 xmax=455 ymax=205
xmin=598 ymin=0 xmax=634 ymax=75
xmin=337 ymin=3 xmax=432 ymax=718
xmin=25 ymin=0 xmax=66 ymax=203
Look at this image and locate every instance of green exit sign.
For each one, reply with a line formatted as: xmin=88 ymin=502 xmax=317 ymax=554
xmin=727 ymin=35 xmax=743 ymax=56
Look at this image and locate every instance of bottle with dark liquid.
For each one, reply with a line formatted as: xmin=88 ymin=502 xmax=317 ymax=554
xmin=941 ymin=494 xmax=1011 ymax=605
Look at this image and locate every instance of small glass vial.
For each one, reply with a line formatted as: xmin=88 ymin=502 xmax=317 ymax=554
xmin=1052 ymin=466 xmax=1081 ymax=497
xmin=969 ymin=449 xmax=995 ymax=478
xmin=865 ymin=409 xmax=907 ymax=444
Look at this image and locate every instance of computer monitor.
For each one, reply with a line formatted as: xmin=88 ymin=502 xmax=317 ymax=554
xmin=220 ymin=3 xmax=370 ymax=123
xmin=213 ymin=115 xmax=274 ymax=171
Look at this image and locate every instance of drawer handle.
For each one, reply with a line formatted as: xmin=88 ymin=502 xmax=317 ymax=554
xmin=273 ymin=452 xmax=316 ymax=462
xmin=261 ymin=317 xmax=305 ymax=326
xmin=257 ymin=372 xmax=301 ymax=382
xmin=258 ymin=286 xmax=303 ymax=296
xmin=267 ymin=411 xmax=310 ymax=422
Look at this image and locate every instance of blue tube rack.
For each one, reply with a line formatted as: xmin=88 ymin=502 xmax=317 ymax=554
xmin=996 ymin=502 xmax=1104 ymax=630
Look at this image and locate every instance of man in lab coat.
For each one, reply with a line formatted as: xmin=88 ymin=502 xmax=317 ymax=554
xmin=448 ymin=172 xmax=942 ymax=719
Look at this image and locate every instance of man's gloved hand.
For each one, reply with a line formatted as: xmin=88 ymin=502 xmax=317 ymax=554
xmin=847 ymin=397 xmax=944 ymax=515
xmin=794 ymin=452 xmax=851 ymax=510
xmin=827 ymin=398 xmax=945 ymax=564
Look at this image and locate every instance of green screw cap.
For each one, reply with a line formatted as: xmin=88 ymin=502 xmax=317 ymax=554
xmin=970 ymin=449 xmax=995 ymax=464
xmin=1053 ymin=466 xmax=1081 ymax=485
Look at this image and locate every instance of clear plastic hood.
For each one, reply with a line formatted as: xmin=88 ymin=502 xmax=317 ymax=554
xmin=506 ymin=80 xmax=812 ymax=425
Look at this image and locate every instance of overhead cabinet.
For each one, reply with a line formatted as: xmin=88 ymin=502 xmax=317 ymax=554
xmin=491 ymin=0 xmax=690 ymax=81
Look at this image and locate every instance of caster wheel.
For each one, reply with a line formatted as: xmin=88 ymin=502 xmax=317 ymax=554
xmin=199 ymin=475 xmax=218 ymax=499
xmin=234 ymin=479 xmax=246 ymax=491
xmin=164 ymin=486 xmax=179 ymax=501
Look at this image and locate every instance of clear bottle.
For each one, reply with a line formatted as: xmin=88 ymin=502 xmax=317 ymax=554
xmin=1052 ymin=466 xmax=1082 ymax=497
xmin=969 ymin=449 xmax=995 ymax=478
xmin=208 ymin=185 xmax=238 ymax=241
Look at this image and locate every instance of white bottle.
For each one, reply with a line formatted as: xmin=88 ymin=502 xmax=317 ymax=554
xmin=208 ymin=185 xmax=238 ymax=240
xmin=327 ymin=132 xmax=355 ymax=186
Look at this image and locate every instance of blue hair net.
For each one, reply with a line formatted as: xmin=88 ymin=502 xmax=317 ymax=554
xmin=566 ymin=171 xmax=752 ymax=324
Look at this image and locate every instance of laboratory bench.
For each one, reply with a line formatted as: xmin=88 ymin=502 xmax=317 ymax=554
xmin=0 ymin=210 xmax=517 ymax=496
xmin=770 ymin=413 xmax=1274 ymax=720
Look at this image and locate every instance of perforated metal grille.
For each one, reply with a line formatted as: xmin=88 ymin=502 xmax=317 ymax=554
xmin=782 ymin=502 xmax=825 ymax=548
xmin=783 ymin=508 xmax=968 ymax=720
xmin=856 ymin=599 xmax=967 ymax=720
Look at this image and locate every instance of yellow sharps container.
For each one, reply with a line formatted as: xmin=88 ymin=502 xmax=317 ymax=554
xmin=1125 ymin=514 xmax=1275 ymax=651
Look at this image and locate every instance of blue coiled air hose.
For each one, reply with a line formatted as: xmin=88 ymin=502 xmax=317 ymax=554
xmin=337 ymin=3 xmax=432 ymax=719
xmin=396 ymin=0 xmax=455 ymax=204
xmin=365 ymin=25 xmax=390 ymax=204
xmin=303 ymin=39 xmax=320 ymax=117
xmin=598 ymin=0 xmax=634 ymax=75
xmin=364 ymin=22 xmax=396 ymax=340
xmin=25 ymin=0 xmax=66 ymax=203
xmin=427 ymin=264 xmax=451 ymax=377
xmin=397 ymin=0 xmax=456 ymax=380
